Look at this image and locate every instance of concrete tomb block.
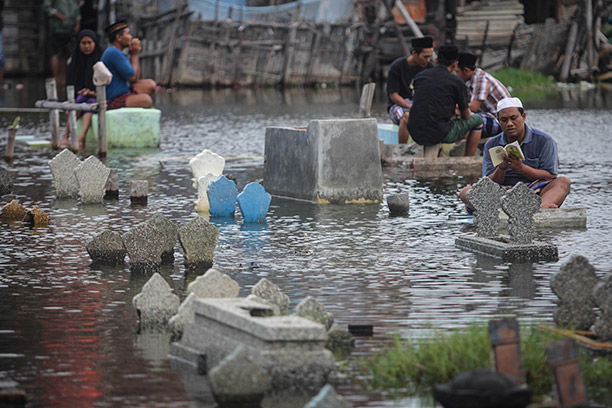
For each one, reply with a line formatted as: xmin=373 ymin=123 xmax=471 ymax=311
xmin=86 ymin=230 xmax=126 ymax=265
xmin=550 ymin=255 xmax=599 ymax=306
xmin=187 ymin=268 xmax=240 ymax=299
xmin=466 ymin=177 xmax=505 ymax=238
xmin=104 ymin=168 xmax=119 ymax=199
xmin=386 ymin=193 xmax=409 ymax=216
xmin=178 ymin=216 xmax=219 ymax=269
xmin=170 ymin=298 xmax=334 ymax=391
xmin=304 ymin=384 xmax=352 ymax=408
xmin=194 ymin=173 xmax=215 ymax=213
xmin=122 ymin=222 xmax=165 ymax=271
xmin=0 ymin=200 xmax=26 ymax=220
xmin=24 ymin=206 xmax=50 ymax=226
xmin=168 ymin=293 xmax=198 ymax=339
xmin=130 ymin=180 xmax=148 ymax=205
xmin=264 ymin=119 xmax=383 ymax=203
xmin=190 ymin=149 xmax=225 ymax=182
xmin=237 ymin=182 xmax=271 ymax=223
xmin=295 ymin=296 xmax=334 ymax=330
xmin=132 ymin=272 xmax=180 ymax=329
xmin=146 ymin=214 xmax=178 ymax=264
xmin=251 ymin=278 xmax=290 ymax=315
xmin=208 ymin=345 xmax=271 ymax=407
xmin=74 ymin=156 xmax=111 ymax=204
xmin=0 ymin=166 xmax=13 ymax=195
xmin=501 ymin=183 xmax=540 ymax=244
xmin=592 ymin=274 xmax=612 ymax=340
xmin=48 ymin=148 xmax=82 ymax=198
xmin=207 ymin=175 xmax=238 ymax=217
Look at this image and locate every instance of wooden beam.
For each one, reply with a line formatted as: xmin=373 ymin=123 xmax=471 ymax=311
xmin=359 ymin=82 xmax=376 ymax=118
xmin=559 ymin=22 xmax=578 ymax=82
xmin=66 ymin=86 xmax=79 ymax=151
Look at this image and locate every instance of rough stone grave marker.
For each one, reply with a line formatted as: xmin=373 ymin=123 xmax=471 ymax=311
xmin=168 ymin=293 xmax=198 ymax=338
xmin=501 ymin=183 xmax=540 ymax=244
xmin=295 ymin=296 xmax=334 ymax=330
xmin=189 ymin=149 xmax=225 ymax=182
xmin=132 ymin=272 xmax=180 ymax=329
xmin=592 ymin=273 xmax=612 ymax=340
xmin=545 ymin=339 xmax=588 ymax=408
xmin=488 ymin=317 xmax=525 ymax=385
xmin=386 ymin=193 xmax=409 ymax=216
xmin=466 ymin=177 xmax=505 ymax=238
xmin=237 ymin=182 xmax=271 ymax=223
xmin=48 ymin=149 xmax=81 ymax=198
xmin=0 ymin=166 xmax=13 ymax=195
xmin=75 ymin=156 xmax=111 ymax=204
xmin=122 ymin=222 xmax=165 ymax=271
xmin=187 ymin=268 xmax=239 ymax=299
xmin=146 ymin=214 xmax=178 ymax=264
xmin=178 ymin=216 xmax=219 ymax=269
xmin=130 ymin=180 xmax=148 ymax=205
xmin=86 ymin=230 xmax=127 ymax=265
xmin=252 ymin=278 xmax=290 ymax=315
xmin=207 ymin=175 xmax=238 ymax=217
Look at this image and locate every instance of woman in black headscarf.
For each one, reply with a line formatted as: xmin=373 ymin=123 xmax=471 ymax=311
xmin=64 ymin=29 xmax=103 ymax=149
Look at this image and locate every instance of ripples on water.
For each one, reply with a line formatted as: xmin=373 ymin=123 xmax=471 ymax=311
xmin=0 ymin=83 xmax=611 ymax=407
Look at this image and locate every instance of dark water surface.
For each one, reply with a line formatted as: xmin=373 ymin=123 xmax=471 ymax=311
xmin=1 ymin=81 xmax=611 ymax=407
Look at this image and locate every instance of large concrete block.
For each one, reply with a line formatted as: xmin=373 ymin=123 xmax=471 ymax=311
xmin=264 ymin=119 xmax=383 ymax=203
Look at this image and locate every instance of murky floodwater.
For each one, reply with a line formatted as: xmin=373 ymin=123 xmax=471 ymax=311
xmin=1 ymin=80 xmax=611 ymax=407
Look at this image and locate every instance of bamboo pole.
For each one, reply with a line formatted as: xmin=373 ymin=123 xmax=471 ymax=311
xmin=359 ymin=82 xmax=376 ymax=118
xmin=45 ymin=78 xmax=60 ymax=150
xmin=35 ymin=101 xmax=98 ymax=111
xmin=96 ymin=85 xmax=107 ymax=158
xmin=394 ymin=0 xmax=423 ymax=37
xmin=66 ymin=86 xmax=79 ymax=151
xmin=560 ymin=22 xmax=579 ymax=83
xmin=478 ymin=20 xmax=490 ymax=66
xmin=5 ymin=128 xmax=16 ymax=162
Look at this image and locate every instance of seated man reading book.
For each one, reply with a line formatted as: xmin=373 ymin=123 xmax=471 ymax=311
xmin=460 ymin=97 xmax=571 ymax=209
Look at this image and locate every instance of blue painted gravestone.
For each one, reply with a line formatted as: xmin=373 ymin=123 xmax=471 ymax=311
xmin=237 ymin=182 xmax=271 ymax=223
xmin=208 ymin=175 xmax=238 ymax=217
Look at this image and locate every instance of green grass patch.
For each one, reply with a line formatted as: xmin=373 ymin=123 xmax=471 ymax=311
xmin=490 ymin=68 xmax=557 ymax=103
xmin=362 ymin=325 xmax=612 ymax=400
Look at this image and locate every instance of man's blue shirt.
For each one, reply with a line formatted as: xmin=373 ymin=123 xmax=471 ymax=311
xmin=101 ymin=46 xmax=134 ymax=101
xmin=483 ymin=125 xmax=559 ymax=186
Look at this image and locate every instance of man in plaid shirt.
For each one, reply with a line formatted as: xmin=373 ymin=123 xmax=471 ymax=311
xmin=456 ymin=52 xmax=511 ymax=139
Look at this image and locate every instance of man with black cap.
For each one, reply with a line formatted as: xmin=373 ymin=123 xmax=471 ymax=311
xmin=456 ymin=51 xmax=510 ymax=139
xmin=100 ymin=20 xmax=156 ymax=110
xmin=408 ymin=45 xmax=483 ymax=156
xmin=386 ymin=36 xmax=434 ymax=144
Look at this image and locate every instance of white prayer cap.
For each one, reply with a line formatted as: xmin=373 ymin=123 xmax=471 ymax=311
xmin=496 ymin=97 xmax=523 ymax=112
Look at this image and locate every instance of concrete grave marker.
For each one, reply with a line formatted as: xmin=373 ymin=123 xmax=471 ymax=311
xmin=0 ymin=166 xmax=12 ymax=195
xmin=466 ymin=177 xmax=505 ymax=238
xmin=295 ymin=296 xmax=334 ymax=330
xmin=132 ymin=272 xmax=180 ymax=329
xmin=104 ymin=168 xmax=119 ymax=199
xmin=130 ymin=180 xmax=148 ymax=205
xmin=194 ymin=173 xmax=215 ymax=213
xmin=146 ymin=214 xmax=178 ymax=264
xmin=592 ymin=274 xmax=612 ymax=340
xmin=178 ymin=216 xmax=219 ymax=269
xmin=237 ymin=182 xmax=271 ymax=223
xmin=187 ymin=268 xmax=239 ymax=299
xmin=501 ymin=183 xmax=540 ymax=244
xmin=122 ymin=222 xmax=165 ymax=271
xmin=48 ymin=148 xmax=81 ymax=198
xmin=75 ymin=156 xmax=111 ymax=204
xmin=86 ymin=230 xmax=126 ymax=265
xmin=207 ymin=175 xmax=238 ymax=217
xmin=168 ymin=292 xmax=198 ymax=339
xmin=251 ymin=278 xmax=290 ymax=315
xmin=189 ymin=149 xmax=225 ymax=182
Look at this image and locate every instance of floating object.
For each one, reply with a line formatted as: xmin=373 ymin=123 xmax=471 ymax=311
xmin=82 ymin=108 xmax=161 ymax=148
xmin=104 ymin=168 xmax=119 ymax=199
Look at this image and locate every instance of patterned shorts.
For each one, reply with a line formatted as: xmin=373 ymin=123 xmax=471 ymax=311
xmin=478 ymin=112 xmax=502 ymax=138
xmin=388 ymin=98 xmax=413 ymax=125
xmin=107 ymin=92 xmax=135 ymax=110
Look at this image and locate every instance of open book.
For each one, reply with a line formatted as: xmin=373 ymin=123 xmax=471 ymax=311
xmin=488 ymin=141 xmax=525 ymax=167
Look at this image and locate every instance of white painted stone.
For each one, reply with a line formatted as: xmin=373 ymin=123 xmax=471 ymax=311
xmin=189 ymin=149 xmax=225 ymax=183
xmin=48 ymin=149 xmax=82 ymax=198
xmin=187 ymin=268 xmax=240 ymax=299
xmin=132 ymin=273 xmax=180 ymax=328
xmin=75 ymin=156 xmax=111 ymax=203
xmin=194 ymin=173 xmax=215 ymax=213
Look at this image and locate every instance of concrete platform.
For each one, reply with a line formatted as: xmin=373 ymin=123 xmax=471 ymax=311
xmin=500 ymin=208 xmax=587 ymax=229
xmin=15 ymin=135 xmax=51 ymax=148
xmin=455 ymin=234 xmax=558 ymax=262
xmin=410 ymin=156 xmax=482 ymax=178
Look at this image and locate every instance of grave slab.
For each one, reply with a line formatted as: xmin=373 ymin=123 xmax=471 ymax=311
xmin=132 ymin=273 xmax=180 ymax=329
xmin=178 ymin=216 xmax=219 ymax=269
xmin=455 ymin=234 xmax=558 ymax=262
xmin=48 ymin=149 xmax=81 ymax=198
xmin=190 ymin=149 xmax=225 ymax=182
xmin=86 ymin=230 xmax=126 ymax=265
xmin=237 ymin=182 xmax=271 ymax=223
xmin=207 ymin=175 xmax=238 ymax=217
xmin=75 ymin=156 xmax=111 ymax=204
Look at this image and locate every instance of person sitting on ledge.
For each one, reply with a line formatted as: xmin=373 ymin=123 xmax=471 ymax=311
xmin=407 ymin=45 xmax=483 ymax=156
xmin=101 ymin=20 xmax=156 ymax=110
xmin=460 ymin=97 xmax=571 ymax=209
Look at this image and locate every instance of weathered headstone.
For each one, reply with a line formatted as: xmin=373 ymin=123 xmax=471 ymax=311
xmin=74 ymin=156 xmax=111 ymax=204
xmin=501 ymin=183 xmax=540 ymax=244
xmin=168 ymin=293 xmax=198 ymax=339
xmin=207 ymin=175 xmax=238 ymax=217
xmin=386 ymin=193 xmax=409 ymax=216
xmin=0 ymin=200 xmax=26 ymax=220
xmin=326 ymin=324 xmax=355 ymax=356
xmin=245 ymin=294 xmax=280 ymax=316
xmin=48 ymin=149 xmax=81 ymax=198
xmin=86 ymin=230 xmax=126 ymax=265
xmin=24 ymin=206 xmax=49 ymax=226
xmin=545 ymin=339 xmax=588 ymax=408
xmin=208 ymin=346 xmax=271 ymax=407
xmin=295 ymin=296 xmax=334 ymax=330
xmin=592 ymin=274 xmax=612 ymax=340
xmin=304 ymin=384 xmax=352 ymax=408
xmin=178 ymin=216 xmax=219 ymax=269
xmin=122 ymin=222 xmax=165 ymax=271
xmin=130 ymin=180 xmax=148 ymax=205
xmin=0 ymin=166 xmax=13 ymax=195
xmin=146 ymin=214 xmax=178 ymax=264
xmin=488 ymin=317 xmax=525 ymax=385
xmin=466 ymin=177 xmax=505 ymax=238
xmin=252 ymin=278 xmax=290 ymax=315
xmin=194 ymin=173 xmax=215 ymax=213
xmin=189 ymin=149 xmax=225 ymax=182
xmin=550 ymin=255 xmax=599 ymax=330
xmin=132 ymin=272 xmax=180 ymax=329
xmin=237 ymin=182 xmax=271 ymax=223
xmin=187 ymin=268 xmax=240 ymax=299
xmin=104 ymin=168 xmax=119 ymax=199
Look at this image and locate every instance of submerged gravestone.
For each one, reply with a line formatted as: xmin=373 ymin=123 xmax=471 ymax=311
xmin=24 ymin=206 xmax=50 ymax=226
xmin=122 ymin=222 xmax=165 ymax=271
xmin=304 ymin=384 xmax=352 ymax=408
xmin=48 ymin=149 xmax=81 ymax=198
xmin=208 ymin=345 xmax=271 ymax=407
xmin=0 ymin=166 xmax=12 ymax=195
xmin=386 ymin=193 xmax=410 ymax=216
xmin=501 ymin=183 xmax=540 ymax=244
xmin=208 ymin=175 xmax=238 ymax=217
xmin=178 ymin=216 xmax=219 ymax=269
xmin=195 ymin=173 xmax=215 ymax=213
xmin=0 ymin=200 xmax=26 ymax=220
xmin=592 ymin=274 xmax=612 ymax=340
xmin=190 ymin=149 xmax=225 ymax=182
xmin=86 ymin=230 xmax=127 ymax=265
xmin=237 ymin=182 xmax=271 ymax=223
xmin=168 ymin=293 xmax=198 ymax=339
xmin=550 ymin=255 xmax=599 ymax=330
xmin=132 ymin=272 xmax=180 ymax=329
xmin=295 ymin=296 xmax=334 ymax=330
xmin=466 ymin=177 xmax=505 ymax=238
xmin=252 ymin=278 xmax=290 ymax=315
xmin=146 ymin=214 xmax=178 ymax=264
xmin=187 ymin=268 xmax=240 ymax=299
xmin=75 ymin=156 xmax=111 ymax=204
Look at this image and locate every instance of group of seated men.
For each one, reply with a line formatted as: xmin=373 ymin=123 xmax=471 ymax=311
xmin=387 ymin=36 xmax=571 ymax=209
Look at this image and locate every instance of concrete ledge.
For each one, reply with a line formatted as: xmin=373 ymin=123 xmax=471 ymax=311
xmin=500 ymin=208 xmax=587 ymax=229
xmin=411 ymin=156 xmax=482 ymax=178
xmin=455 ymin=234 xmax=558 ymax=262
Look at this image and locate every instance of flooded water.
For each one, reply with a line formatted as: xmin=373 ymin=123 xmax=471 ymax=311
xmin=1 ymin=80 xmax=611 ymax=407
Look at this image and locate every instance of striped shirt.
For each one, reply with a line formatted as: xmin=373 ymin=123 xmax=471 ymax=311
xmin=467 ymin=68 xmax=511 ymax=114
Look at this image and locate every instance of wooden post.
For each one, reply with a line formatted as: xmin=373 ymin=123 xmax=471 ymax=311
xmin=359 ymin=82 xmax=376 ymax=118
xmin=45 ymin=78 xmax=60 ymax=150
xmin=546 ymin=339 xmax=588 ymax=408
xmin=5 ymin=127 xmax=16 ymax=162
xmin=96 ymin=85 xmax=107 ymax=158
xmin=214 ymin=0 xmax=219 ymax=20
xmin=560 ymin=22 xmax=579 ymax=83
xmin=505 ymin=23 xmax=520 ymax=68
xmin=66 ymin=85 xmax=79 ymax=151
xmin=488 ymin=317 xmax=525 ymax=386
xmin=585 ymin=0 xmax=594 ymax=80
xmin=478 ymin=20 xmax=490 ymax=66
